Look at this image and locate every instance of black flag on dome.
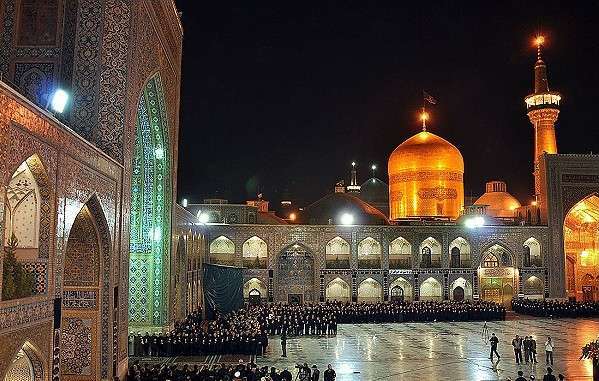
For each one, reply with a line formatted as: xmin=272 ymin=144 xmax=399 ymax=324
xmin=423 ymin=90 xmax=437 ymax=105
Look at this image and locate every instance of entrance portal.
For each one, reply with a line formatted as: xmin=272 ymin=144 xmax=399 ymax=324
xmin=277 ymin=244 xmax=314 ymax=303
xmin=453 ymin=286 xmax=465 ymax=301
xmin=478 ymin=245 xmax=517 ymax=308
xmin=563 ymin=194 xmax=599 ymax=301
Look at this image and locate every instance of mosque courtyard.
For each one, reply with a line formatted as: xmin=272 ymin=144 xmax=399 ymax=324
xmin=154 ymin=318 xmax=599 ymax=381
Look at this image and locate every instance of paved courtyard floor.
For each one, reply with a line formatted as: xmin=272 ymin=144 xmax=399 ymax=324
xmin=141 ymin=318 xmax=599 ymax=380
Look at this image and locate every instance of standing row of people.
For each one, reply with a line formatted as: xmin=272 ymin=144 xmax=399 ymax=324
xmin=490 ymin=333 xmax=555 ymax=366
xmin=512 ymin=299 xmax=599 ymax=318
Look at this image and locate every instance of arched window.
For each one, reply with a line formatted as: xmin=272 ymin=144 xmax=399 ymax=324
xmin=450 ymin=277 xmax=473 ymax=301
xmin=389 ymin=237 xmax=411 ymax=269
xmin=357 ymin=237 xmax=382 ymax=269
xmin=243 ymin=278 xmax=267 ymax=301
xmin=209 ymin=236 xmax=235 ymax=265
xmin=523 ymin=238 xmax=541 ymax=267
xmin=242 ymin=236 xmax=267 ymax=269
xmin=449 ymin=237 xmax=471 ymax=268
xmin=419 ymin=237 xmax=441 ymax=268
xmin=389 ymin=277 xmax=412 ymax=302
xmin=482 ymin=253 xmax=499 ymax=268
xmin=325 ymin=237 xmax=350 ymax=269
xmin=524 ymin=276 xmax=544 ymax=297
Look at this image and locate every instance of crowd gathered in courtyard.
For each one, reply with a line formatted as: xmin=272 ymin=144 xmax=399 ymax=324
xmin=512 ymin=298 xmax=599 ymax=317
xmin=131 ymin=300 xmax=505 ymax=357
xmin=127 ymin=361 xmax=336 ymax=381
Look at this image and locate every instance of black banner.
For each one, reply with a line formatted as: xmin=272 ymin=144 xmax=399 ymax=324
xmin=203 ymin=263 xmax=243 ymax=319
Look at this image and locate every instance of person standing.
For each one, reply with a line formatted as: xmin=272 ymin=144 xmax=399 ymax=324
xmin=490 ymin=333 xmax=501 ymax=360
xmin=281 ymin=332 xmax=287 ymax=357
xmin=311 ymin=365 xmax=320 ymax=381
xmin=530 ymin=336 xmax=538 ymax=363
xmin=512 ymin=335 xmax=523 ymax=365
xmin=323 ymin=364 xmax=336 ymax=381
xmin=543 ymin=367 xmax=557 ymax=381
xmin=545 ymin=337 xmax=554 ymax=365
xmin=523 ymin=336 xmax=531 ymax=364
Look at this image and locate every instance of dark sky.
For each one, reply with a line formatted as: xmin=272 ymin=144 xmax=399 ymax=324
xmin=174 ymin=1 xmax=599 ymax=210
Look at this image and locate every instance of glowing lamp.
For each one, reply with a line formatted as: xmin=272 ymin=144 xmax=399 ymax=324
xmin=465 ymin=216 xmax=485 ymax=229
xmin=351 ymin=161 xmax=356 ymax=167
xmin=535 ymin=35 xmax=545 ymax=46
xmin=531 ymin=200 xmax=538 ymax=206
xmin=182 ymin=198 xmax=188 ymax=208
xmin=420 ymin=111 xmax=429 ymax=122
xmin=197 ymin=211 xmax=210 ymax=224
xmin=289 ymin=212 xmax=296 ymax=221
xmin=49 ymin=89 xmax=69 ymax=113
xmin=581 ymin=250 xmax=589 ymax=258
xmin=371 ymin=164 xmax=377 ymax=171
xmin=340 ymin=212 xmax=354 ymax=225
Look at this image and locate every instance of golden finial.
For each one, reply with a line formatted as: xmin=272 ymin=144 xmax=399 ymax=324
xmin=420 ymin=108 xmax=429 ymax=131
xmin=535 ymin=35 xmax=545 ymax=60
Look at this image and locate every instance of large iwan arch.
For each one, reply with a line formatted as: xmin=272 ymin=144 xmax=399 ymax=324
xmin=128 ymin=73 xmax=172 ymax=329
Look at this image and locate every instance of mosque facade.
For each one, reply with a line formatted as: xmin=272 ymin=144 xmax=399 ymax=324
xmin=199 ymin=38 xmax=599 ymax=310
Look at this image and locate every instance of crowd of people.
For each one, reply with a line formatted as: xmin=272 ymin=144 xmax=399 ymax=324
xmin=512 ymin=298 xmax=599 ymax=317
xmin=130 ymin=300 xmax=505 ymax=357
xmin=130 ymin=309 xmax=268 ymax=357
xmin=127 ymin=361 xmax=336 ymax=381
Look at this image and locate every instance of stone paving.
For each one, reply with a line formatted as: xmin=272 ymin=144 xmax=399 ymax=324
xmin=143 ymin=318 xmax=599 ymax=380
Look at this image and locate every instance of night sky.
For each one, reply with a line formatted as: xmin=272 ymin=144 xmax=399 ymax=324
xmin=174 ymin=1 xmax=599 ymax=211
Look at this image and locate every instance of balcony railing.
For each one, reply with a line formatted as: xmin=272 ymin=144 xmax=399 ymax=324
xmin=420 ymin=258 xmax=441 ymax=268
xmin=358 ymin=258 xmax=382 ymax=269
xmin=210 ymin=254 xmax=236 ymax=267
xmin=243 ymin=257 xmax=267 ymax=269
xmin=523 ymin=258 xmax=543 ymax=267
xmin=450 ymin=259 xmax=472 ymax=268
xmin=389 ymin=257 xmax=412 ymax=269
xmin=326 ymin=258 xmax=351 ymax=269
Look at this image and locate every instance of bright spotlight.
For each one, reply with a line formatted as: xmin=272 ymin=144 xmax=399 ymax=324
xmin=49 ymin=89 xmax=69 ymax=113
xmin=182 ymin=198 xmax=188 ymax=208
xmin=465 ymin=216 xmax=485 ymax=229
xmin=351 ymin=161 xmax=356 ymax=167
xmin=340 ymin=213 xmax=354 ymax=225
xmin=198 ymin=212 xmax=210 ymax=224
xmin=289 ymin=212 xmax=296 ymax=221
xmin=371 ymin=164 xmax=377 ymax=171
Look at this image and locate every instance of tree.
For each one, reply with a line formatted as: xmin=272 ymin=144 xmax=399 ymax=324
xmin=2 ymin=234 xmax=35 ymax=300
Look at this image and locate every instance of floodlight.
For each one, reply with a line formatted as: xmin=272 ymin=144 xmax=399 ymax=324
xmin=340 ymin=213 xmax=354 ymax=225
xmin=49 ymin=89 xmax=69 ymax=113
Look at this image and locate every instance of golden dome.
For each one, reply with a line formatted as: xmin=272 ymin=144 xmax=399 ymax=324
xmin=474 ymin=181 xmax=521 ymax=218
xmin=388 ymin=130 xmax=464 ymax=220
xmin=388 ymin=131 xmax=464 ymax=173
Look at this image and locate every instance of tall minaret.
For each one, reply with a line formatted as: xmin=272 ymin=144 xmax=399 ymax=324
xmin=524 ymin=35 xmax=562 ymax=200
xmin=347 ymin=161 xmax=361 ymax=192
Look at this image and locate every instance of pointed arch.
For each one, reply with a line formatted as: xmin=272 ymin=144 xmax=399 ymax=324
xmin=420 ymin=237 xmax=441 ymax=268
xmin=3 ymin=341 xmax=45 ymax=381
xmin=449 ymin=237 xmax=471 ymax=268
xmin=243 ymin=278 xmax=267 ymax=300
xmin=325 ymin=236 xmax=350 ymax=269
xmin=389 ymin=277 xmax=412 ymax=302
xmin=357 ymin=277 xmax=382 ymax=303
xmin=209 ymin=236 xmax=236 ymax=266
xmin=325 ymin=277 xmax=350 ymax=302
xmin=389 ymin=237 xmax=411 ymax=269
xmin=481 ymin=243 xmax=512 ymax=267
xmin=523 ymin=237 xmax=541 ymax=267
xmin=129 ymin=72 xmax=172 ymax=327
xmin=523 ymin=276 xmax=544 ymax=298
xmin=242 ymin=236 xmax=267 ymax=268
xmin=420 ymin=277 xmax=442 ymax=301
xmin=357 ymin=237 xmax=381 ymax=269
xmin=450 ymin=277 xmax=472 ymax=300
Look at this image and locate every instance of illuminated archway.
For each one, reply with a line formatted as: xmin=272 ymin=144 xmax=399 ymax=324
xmin=523 ymin=276 xmax=544 ymax=299
xmin=325 ymin=237 xmax=350 ymax=269
xmin=450 ymin=277 xmax=472 ymax=300
xmin=419 ymin=237 xmax=441 ymax=268
xmin=564 ymin=194 xmax=599 ymax=301
xmin=478 ymin=243 xmax=516 ymax=307
xmin=243 ymin=278 xmax=267 ymax=300
xmin=209 ymin=236 xmax=236 ymax=265
xmin=357 ymin=278 xmax=382 ymax=303
xmin=325 ymin=277 xmax=351 ymax=303
xmin=129 ymin=73 xmax=172 ymax=328
xmin=389 ymin=237 xmax=411 ymax=269
xmin=357 ymin=237 xmax=381 ymax=269
xmin=3 ymin=342 xmax=44 ymax=381
xmin=449 ymin=237 xmax=470 ymax=268
xmin=389 ymin=277 xmax=412 ymax=302
xmin=419 ymin=277 xmax=442 ymax=301
xmin=242 ymin=236 xmax=267 ymax=268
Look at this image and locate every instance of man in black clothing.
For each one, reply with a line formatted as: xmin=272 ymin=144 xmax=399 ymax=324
xmin=323 ymin=364 xmax=336 ymax=381
xmin=489 ymin=333 xmax=500 ymax=361
xmin=280 ymin=368 xmax=293 ymax=381
xmin=515 ymin=370 xmax=527 ymax=381
xmin=281 ymin=332 xmax=287 ymax=357
xmin=512 ymin=335 xmax=523 ymax=365
xmin=311 ymin=365 xmax=320 ymax=381
xmin=543 ymin=367 xmax=557 ymax=381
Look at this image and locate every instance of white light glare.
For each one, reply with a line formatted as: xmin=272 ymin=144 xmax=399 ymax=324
xmin=197 ymin=211 xmax=210 ymax=224
xmin=465 ymin=216 xmax=485 ymax=228
xmin=340 ymin=213 xmax=354 ymax=225
xmin=154 ymin=147 xmax=164 ymax=159
xmin=182 ymin=198 xmax=188 ymax=208
xmin=148 ymin=227 xmax=162 ymax=242
xmin=50 ymin=89 xmax=69 ymax=113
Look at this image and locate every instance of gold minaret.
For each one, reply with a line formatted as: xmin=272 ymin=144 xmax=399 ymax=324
xmin=524 ymin=35 xmax=561 ymax=200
